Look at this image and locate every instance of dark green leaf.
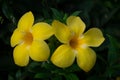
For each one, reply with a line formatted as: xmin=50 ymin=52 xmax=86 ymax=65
xmin=51 ymin=8 xmax=63 ymax=21
xmin=64 ymin=73 xmax=79 ymax=80
xmin=105 ymin=35 xmax=120 ymax=78
xmin=8 ymin=75 xmax=14 ymax=80
xmin=107 ymin=35 xmax=120 ymax=66
xmin=64 ymin=64 xmax=81 ymax=72
xmin=63 ymin=13 xmax=68 ymax=21
xmin=27 ymin=61 xmax=42 ymax=73
xmin=35 ymin=72 xmax=51 ymax=79
xmin=51 ymin=76 xmax=63 ymax=80
xmin=2 ymin=1 xmax=16 ymax=23
xmin=71 ymin=11 xmax=81 ymax=16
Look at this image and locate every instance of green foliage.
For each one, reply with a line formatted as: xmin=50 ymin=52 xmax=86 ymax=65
xmin=107 ymin=35 xmax=120 ymax=66
xmin=105 ymin=35 xmax=120 ymax=78
xmin=0 ymin=0 xmax=120 ymax=80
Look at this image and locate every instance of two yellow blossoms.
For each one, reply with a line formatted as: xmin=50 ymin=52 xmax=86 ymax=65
xmin=11 ymin=11 xmax=105 ymax=72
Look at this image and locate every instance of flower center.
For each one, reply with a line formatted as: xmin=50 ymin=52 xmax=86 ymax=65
xmin=23 ymin=31 xmax=33 ymax=45
xmin=69 ymin=36 xmax=84 ymax=49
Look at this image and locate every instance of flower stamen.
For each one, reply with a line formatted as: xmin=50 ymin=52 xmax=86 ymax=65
xmin=69 ymin=36 xmax=79 ymax=49
xmin=23 ymin=31 xmax=33 ymax=45
xmin=69 ymin=35 xmax=85 ymax=49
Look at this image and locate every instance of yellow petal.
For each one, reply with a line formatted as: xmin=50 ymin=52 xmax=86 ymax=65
xmin=11 ymin=28 xmax=24 ymax=47
xmin=13 ymin=44 xmax=29 ymax=66
xmin=76 ymin=47 xmax=96 ymax=72
xmin=116 ymin=77 xmax=120 ymax=80
xmin=67 ymin=16 xmax=86 ymax=36
xmin=51 ymin=45 xmax=75 ymax=68
xmin=32 ymin=22 xmax=53 ymax=40
xmin=52 ymin=20 xmax=72 ymax=43
xmin=18 ymin=11 xmax=34 ymax=31
xmin=82 ymin=28 xmax=105 ymax=47
xmin=29 ymin=40 xmax=50 ymax=61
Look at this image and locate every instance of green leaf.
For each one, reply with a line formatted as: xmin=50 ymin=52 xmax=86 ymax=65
xmin=2 ymin=1 xmax=16 ymax=24
xmin=64 ymin=73 xmax=79 ymax=80
xmin=105 ymin=64 xmax=120 ymax=77
xmin=71 ymin=11 xmax=81 ymax=16
xmin=8 ymin=75 xmax=14 ymax=80
xmin=105 ymin=35 xmax=120 ymax=78
xmin=64 ymin=64 xmax=81 ymax=72
xmin=51 ymin=8 xmax=63 ymax=21
xmin=16 ymin=70 xmax=22 ymax=80
xmin=27 ymin=61 xmax=42 ymax=73
xmin=107 ymin=35 xmax=120 ymax=66
xmin=63 ymin=13 xmax=68 ymax=21
xmin=35 ymin=72 xmax=51 ymax=79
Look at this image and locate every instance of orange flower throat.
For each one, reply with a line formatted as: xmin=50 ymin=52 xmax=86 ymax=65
xmin=23 ymin=31 xmax=33 ymax=45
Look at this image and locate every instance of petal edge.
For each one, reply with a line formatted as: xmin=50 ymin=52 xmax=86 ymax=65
xmin=67 ymin=16 xmax=86 ymax=36
xmin=29 ymin=40 xmax=50 ymax=61
xmin=11 ymin=28 xmax=23 ymax=47
xmin=13 ymin=44 xmax=29 ymax=66
xmin=52 ymin=20 xmax=72 ymax=43
xmin=82 ymin=28 xmax=105 ymax=47
xmin=18 ymin=11 xmax=34 ymax=31
xmin=76 ymin=47 xmax=96 ymax=72
xmin=51 ymin=45 xmax=75 ymax=68
xmin=32 ymin=22 xmax=53 ymax=40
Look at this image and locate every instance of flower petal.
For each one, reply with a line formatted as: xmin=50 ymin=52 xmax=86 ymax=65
xmin=29 ymin=40 xmax=50 ymax=61
xmin=67 ymin=16 xmax=86 ymax=36
xmin=11 ymin=28 xmax=24 ymax=47
xmin=32 ymin=22 xmax=53 ymax=40
xmin=13 ymin=44 xmax=29 ymax=66
xmin=76 ymin=47 xmax=96 ymax=72
xmin=18 ymin=11 xmax=34 ymax=31
xmin=51 ymin=45 xmax=75 ymax=68
xmin=82 ymin=28 xmax=105 ymax=47
xmin=52 ymin=20 xmax=72 ymax=43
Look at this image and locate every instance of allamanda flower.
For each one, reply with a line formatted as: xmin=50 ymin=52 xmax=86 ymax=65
xmin=11 ymin=11 xmax=53 ymax=66
xmin=51 ymin=16 xmax=105 ymax=72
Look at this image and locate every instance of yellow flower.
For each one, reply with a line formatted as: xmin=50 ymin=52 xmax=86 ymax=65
xmin=51 ymin=16 xmax=105 ymax=72
xmin=11 ymin=11 xmax=53 ymax=66
xmin=116 ymin=77 xmax=120 ymax=80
